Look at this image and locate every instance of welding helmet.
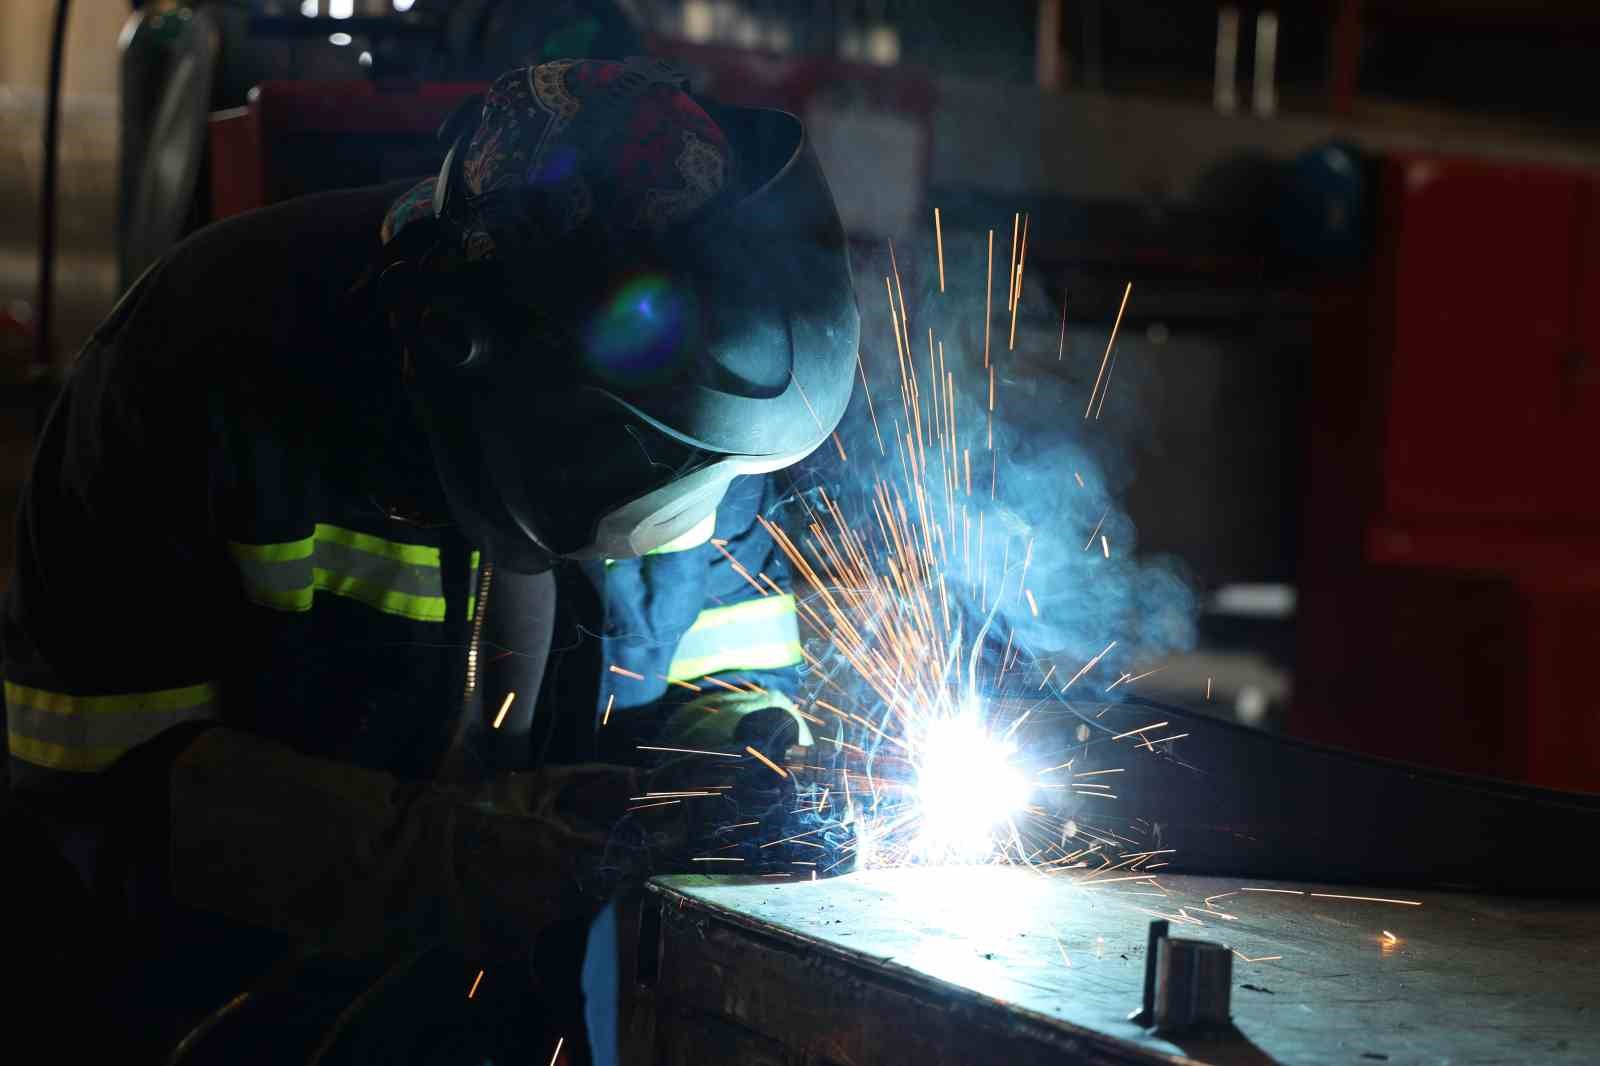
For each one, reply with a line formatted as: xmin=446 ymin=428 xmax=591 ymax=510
xmin=380 ymin=60 xmax=859 ymax=572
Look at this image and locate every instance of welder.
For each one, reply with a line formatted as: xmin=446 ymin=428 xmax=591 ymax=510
xmin=2 ymin=59 xmax=858 ymax=1063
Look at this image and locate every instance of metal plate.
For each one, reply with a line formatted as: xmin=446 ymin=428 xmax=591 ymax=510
xmin=648 ymin=867 xmax=1599 ymax=1065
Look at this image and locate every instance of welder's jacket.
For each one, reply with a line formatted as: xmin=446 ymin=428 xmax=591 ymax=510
xmin=1 ymin=184 xmax=803 ymax=905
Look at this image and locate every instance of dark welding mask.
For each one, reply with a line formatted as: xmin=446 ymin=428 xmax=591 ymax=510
xmin=385 ymin=64 xmax=859 ymax=571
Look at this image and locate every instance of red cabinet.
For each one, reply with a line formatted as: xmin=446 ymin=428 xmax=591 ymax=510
xmin=1377 ymin=155 xmax=1589 ymax=524
xmin=1295 ymin=152 xmax=1600 ymax=794
xmin=1573 ymin=180 xmax=1600 ymax=470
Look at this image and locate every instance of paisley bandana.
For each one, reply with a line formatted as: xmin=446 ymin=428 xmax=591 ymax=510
xmin=381 ymin=60 xmax=731 ymax=260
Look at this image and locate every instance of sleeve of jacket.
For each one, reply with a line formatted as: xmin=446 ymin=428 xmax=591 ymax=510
xmin=3 ymin=267 xmax=231 ymax=817
xmin=656 ymin=474 xmax=814 ymax=751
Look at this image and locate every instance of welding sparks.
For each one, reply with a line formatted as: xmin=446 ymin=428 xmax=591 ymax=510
xmin=1083 ymin=283 xmax=1132 ymax=418
xmin=636 ymin=744 xmax=741 ymax=759
xmin=1060 ymin=642 xmax=1118 ymax=693
xmin=735 ymin=215 xmax=1176 ymax=885
xmin=1057 ymin=291 xmax=1068 ymax=361
xmin=631 ymin=791 xmax=718 ymax=800
xmin=626 ymin=799 xmax=682 ymax=812
xmin=1008 ymin=213 xmax=1020 ymax=312
xmin=1084 ymin=509 xmax=1108 ymax=551
xmin=746 ymin=745 xmax=790 ymax=779
xmin=492 ymin=691 xmax=515 ymax=729
xmin=548 ymin=1037 xmax=564 ymax=1066
xmin=1310 ymin=893 xmax=1423 ymax=906
xmin=710 ymin=537 xmax=769 ymax=596
xmin=1009 ymin=213 xmax=1028 ymax=351
xmin=984 ymin=229 xmax=993 ymax=367
xmin=467 ymin=969 xmax=484 ymax=999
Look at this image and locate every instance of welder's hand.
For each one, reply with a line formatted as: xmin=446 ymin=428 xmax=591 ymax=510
xmin=616 ymin=741 xmax=860 ymax=878
xmin=733 ymin=704 xmax=807 ymax=759
xmin=764 ymin=785 xmax=858 ymax=877
xmin=659 ymin=688 xmax=814 ymax=756
xmin=630 ymin=769 xmax=856 ymax=877
xmin=632 ymin=750 xmax=751 ymax=848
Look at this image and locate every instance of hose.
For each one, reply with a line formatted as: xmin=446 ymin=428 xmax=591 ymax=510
xmin=303 ymin=950 xmax=428 ymax=1066
xmin=34 ymin=0 xmax=70 ymax=432
xmin=164 ymin=944 xmax=322 ymax=1066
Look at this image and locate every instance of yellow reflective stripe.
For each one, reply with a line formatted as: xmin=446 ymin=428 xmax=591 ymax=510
xmin=5 ymin=680 xmax=215 ymax=716
xmin=229 ymin=527 xmax=478 ymax=621
xmin=228 ymin=538 xmax=314 ymax=563
xmin=5 ymin=680 xmax=219 ymax=773
xmin=314 ymin=542 xmax=443 ymax=596
xmin=667 ymin=643 xmax=805 ymax=682
xmin=667 ymin=593 xmax=803 ymax=682
xmin=682 ymin=593 xmax=797 ymax=633
xmin=313 ymin=523 xmax=442 ymax=567
xmin=646 ymin=512 xmax=718 ymax=556
xmin=7 ymin=732 xmax=126 ymax=773
xmin=312 ymin=568 xmax=447 ymax=622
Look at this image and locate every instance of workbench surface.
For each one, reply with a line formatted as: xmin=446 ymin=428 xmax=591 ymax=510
xmin=648 ymin=867 xmax=1598 ymax=1065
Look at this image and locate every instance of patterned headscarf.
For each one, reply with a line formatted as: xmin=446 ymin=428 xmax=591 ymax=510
xmin=381 ymin=60 xmax=731 ymax=263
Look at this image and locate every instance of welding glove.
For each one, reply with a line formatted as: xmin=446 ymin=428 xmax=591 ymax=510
xmin=169 ymin=727 xmax=680 ymax=962
xmin=616 ymin=747 xmax=856 ymax=876
xmin=661 ymin=686 xmax=814 ymax=754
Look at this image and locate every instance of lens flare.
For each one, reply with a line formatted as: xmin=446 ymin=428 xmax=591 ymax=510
xmin=584 ymin=275 xmax=689 ymax=383
xmin=913 ymin=712 xmax=1030 ymax=864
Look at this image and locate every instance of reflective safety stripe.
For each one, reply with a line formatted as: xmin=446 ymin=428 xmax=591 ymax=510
xmin=312 ymin=524 xmax=443 ymax=567
xmin=5 ymin=680 xmax=217 ymax=773
xmin=312 ymin=569 xmax=449 ymax=623
xmin=229 ymin=527 xmax=480 ymax=623
xmin=667 ymin=593 xmax=803 ymax=682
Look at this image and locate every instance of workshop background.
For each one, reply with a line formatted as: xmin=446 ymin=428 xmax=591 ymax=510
xmin=4 ymin=0 xmax=1598 ymax=796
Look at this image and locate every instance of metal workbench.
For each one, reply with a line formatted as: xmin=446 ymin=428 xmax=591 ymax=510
xmin=639 ymin=866 xmax=1598 ymax=1065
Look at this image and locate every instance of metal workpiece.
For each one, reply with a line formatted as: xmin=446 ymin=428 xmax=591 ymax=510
xmin=1152 ymin=935 xmax=1232 ymax=1034
xmin=645 ymin=866 xmax=1600 ymax=1066
xmin=1127 ymin=918 xmax=1168 ymax=1028
xmin=1131 ymin=919 xmax=1234 ymax=1034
